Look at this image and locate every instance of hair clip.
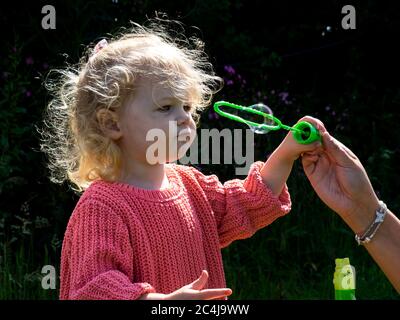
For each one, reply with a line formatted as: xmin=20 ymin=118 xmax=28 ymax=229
xmin=93 ymin=39 xmax=109 ymax=55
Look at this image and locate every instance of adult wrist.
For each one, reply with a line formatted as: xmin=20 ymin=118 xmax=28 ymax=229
xmin=354 ymin=200 xmax=388 ymax=245
xmin=344 ymin=198 xmax=380 ymax=235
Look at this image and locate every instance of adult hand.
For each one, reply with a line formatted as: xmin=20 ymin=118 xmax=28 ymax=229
xmin=301 ymin=130 xmax=380 ymax=231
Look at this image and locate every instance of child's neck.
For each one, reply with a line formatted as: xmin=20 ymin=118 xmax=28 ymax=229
xmin=119 ymin=162 xmax=170 ymax=190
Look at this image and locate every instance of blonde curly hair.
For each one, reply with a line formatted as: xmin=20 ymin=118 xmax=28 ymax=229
xmin=39 ymin=17 xmax=223 ymax=193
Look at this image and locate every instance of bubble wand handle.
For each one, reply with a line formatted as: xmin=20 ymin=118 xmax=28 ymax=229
xmin=213 ymin=100 xmax=321 ymax=144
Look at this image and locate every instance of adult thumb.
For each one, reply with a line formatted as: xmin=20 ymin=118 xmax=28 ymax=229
xmin=322 ymin=132 xmax=355 ymax=167
xmin=189 ymin=270 xmax=209 ymax=290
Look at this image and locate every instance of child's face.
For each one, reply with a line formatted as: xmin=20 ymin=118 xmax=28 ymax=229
xmin=117 ymin=76 xmax=197 ymax=165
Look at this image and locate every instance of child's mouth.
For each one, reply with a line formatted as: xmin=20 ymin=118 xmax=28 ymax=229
xmin=178 ymin=128 xmax=191 ymax=137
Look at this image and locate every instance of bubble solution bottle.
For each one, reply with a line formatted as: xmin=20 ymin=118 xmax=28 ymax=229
xmin=333 ymin=258 xmax=356 ymax=300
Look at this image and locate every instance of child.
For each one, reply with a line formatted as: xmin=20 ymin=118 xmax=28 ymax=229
xmin=41 ymin=18 xmax=323 ymax=300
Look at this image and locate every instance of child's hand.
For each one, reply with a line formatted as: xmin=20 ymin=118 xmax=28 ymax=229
xmin=277 ymin=116 xmax=326 ymax=162
xmin=164 ymin=270 xmax=232 ymax=300
xmin=260 ymin=116 xmax=326 ymax=196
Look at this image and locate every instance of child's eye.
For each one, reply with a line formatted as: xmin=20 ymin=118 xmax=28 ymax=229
xmin=158 ymin=105 xmax=172 ymax=112
xmin=184 ymin=105 xmax=193 ymax=112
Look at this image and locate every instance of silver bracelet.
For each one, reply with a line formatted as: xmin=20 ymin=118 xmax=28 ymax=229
xmin=355 ymin=200 xmax=388 ymax=246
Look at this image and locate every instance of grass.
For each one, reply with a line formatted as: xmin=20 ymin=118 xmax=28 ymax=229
xmin=0 ymin=238 xmax=59 ymax=300
xmin=222 ymin=170 xmax=399 ymax=299
xmin=223 ymin=230 xmax=398 ymax=299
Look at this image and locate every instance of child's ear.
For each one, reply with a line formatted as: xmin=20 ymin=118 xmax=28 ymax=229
xmin=96 ymin=109 xmax=122 ymax=140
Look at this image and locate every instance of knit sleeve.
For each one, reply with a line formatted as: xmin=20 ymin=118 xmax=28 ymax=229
xmin=189 ymin=161 xmax=291 ymax=248
xmin=59 ymin=199 xmax=156 ymax=300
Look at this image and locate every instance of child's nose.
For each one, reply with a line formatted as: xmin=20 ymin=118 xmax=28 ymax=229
xmin=176 ymin=108 xmax=192 ymax=125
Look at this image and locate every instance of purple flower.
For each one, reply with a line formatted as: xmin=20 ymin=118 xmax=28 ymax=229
xmin=279 ymin=92 xmax=289 ymax=100
xmin=226 ymin=80 xmax=234 ymax=86
xmin=208 ymin=111 xmax=219 ymax=120
xmin=278 ymin=92 xmax=289 ymax=104
xmin=25 ymin=57 xmax=34 ymax=65
xmin=26 ymin=91 xmax=32 ymax=97
xmin=42 ymin=63 xmax=49 ymax=69
xmin=223 ymin=65 xmax=236 ymax=75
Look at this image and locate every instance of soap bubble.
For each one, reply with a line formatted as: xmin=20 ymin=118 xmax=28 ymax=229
xmin=247 ymin=103 xmax=275 ymax=134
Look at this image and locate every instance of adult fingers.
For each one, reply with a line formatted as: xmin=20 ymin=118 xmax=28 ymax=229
xmin=296 ymin=115 xmax=328 ymax=134
xmin=322 ymin=132 xmax=357 ymax=167
xmin=302 ymin=150 xmax=330 ymax=180
xmin=298 ymin=140 xmax=322 ymax=153
xmin=302 ymin=153 xmax=320 ymax=163
xmin=302 ymin=153 xmax=317 ymax=175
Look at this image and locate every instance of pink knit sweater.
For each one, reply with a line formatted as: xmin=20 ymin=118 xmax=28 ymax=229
xmin=59 ymin=161 xmax=291 ymax=300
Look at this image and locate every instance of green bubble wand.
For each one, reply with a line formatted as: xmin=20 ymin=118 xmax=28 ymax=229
xmin=213 ymin=101 xmax=321 ymax=144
